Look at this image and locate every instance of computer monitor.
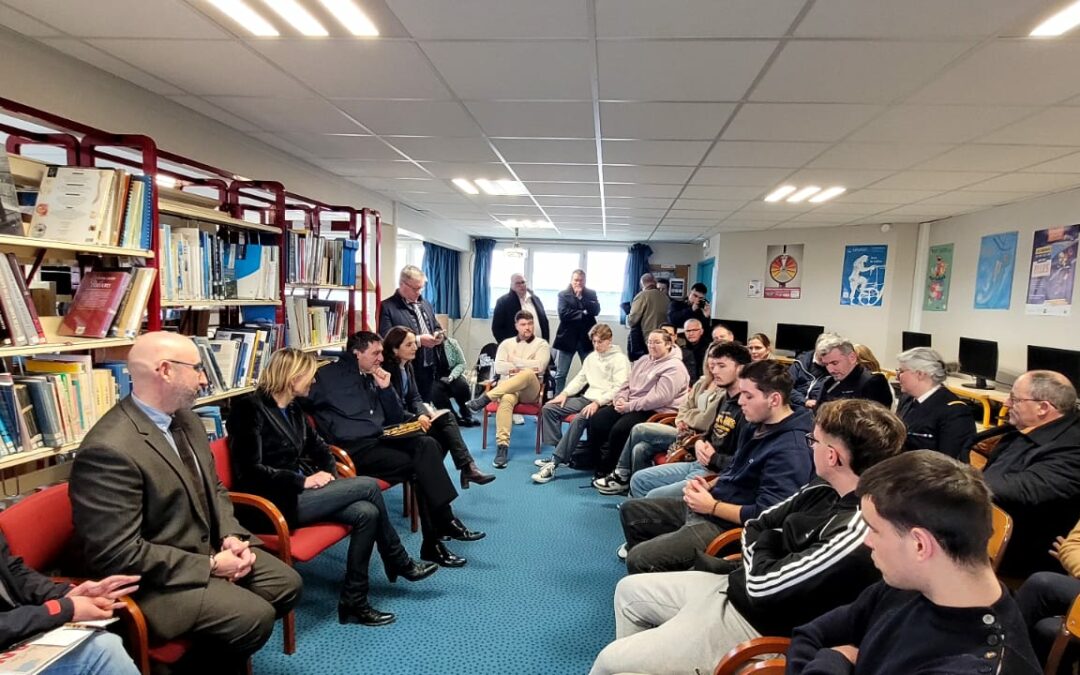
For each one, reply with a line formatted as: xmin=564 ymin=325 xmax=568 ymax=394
xmin=712 ymin=319 xmax=748 ymax=345
xmin=902 ymin=331 xmax=932 ymax=351
xmin=775 ymin=322 xmax=825 ymax=356
xmin=1028 ymin=345 xmax=1080 ymax=391
xmin=958 ymin=337 xmax=998 ymax=390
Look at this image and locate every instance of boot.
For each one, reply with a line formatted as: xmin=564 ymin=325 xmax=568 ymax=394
xmin=460 ymin=461 xmax=496 ymax=488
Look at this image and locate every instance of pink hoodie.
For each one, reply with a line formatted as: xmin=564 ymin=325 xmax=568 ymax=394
xmin=615 ymin=347 xmax=691 ymax=414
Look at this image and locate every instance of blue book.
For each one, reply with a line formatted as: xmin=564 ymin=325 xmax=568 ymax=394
xmin=139 ymin=175 xmax=153 ymax=250
xmin=96 ymin=361 xmax=132 ymax=399
xmin=235 ymin=243 xmax=264 ymax=299
xmin=193 ymin=405 xmax=224 ymax=440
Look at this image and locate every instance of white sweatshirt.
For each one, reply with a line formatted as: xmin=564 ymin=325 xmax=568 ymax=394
xmin=561 ymin=345 xmax=631 ymax=405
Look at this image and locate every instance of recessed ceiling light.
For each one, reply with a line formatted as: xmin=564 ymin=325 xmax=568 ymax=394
xmin=1031 ymin=1 xmax=1080 ymax=36
xmin=474 ymin=179 xmax=503 ymax=196
xmin=318 ymin=0 xmax=379 ymax=36
xmin=497 ymin=180 xmax=528 ymax=196
xmin=786 ymin=186 xmax=821 ymax=203
xmin=763 ymin=185 xmax=797 ymax=202
xmin=207 ymin=0 xmax=279 ymax=36
xmin=808 ymin=186 xmax=846 ymax=203
xmin=452 ymin=178 xmax=479 ymax=194
xmin=501 ymin=219 xmax=554 ymax=230
xmin=263 ymin=0 xmax=328 ymax=36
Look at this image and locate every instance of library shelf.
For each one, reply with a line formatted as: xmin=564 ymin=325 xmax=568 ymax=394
xmin=196 ymin=385 xmax=256 ymax=406
xmin=285 ymin=283 xmax=355 ymax=291
xmin=0 ymin=316 xmax=135 ymax=359
xmin=0 ymin=234 xmax=154 ymax=259
xmin=0 ymin=443 xmax=78 ymax=471
xmin=158 ymin=200 xmax=280 ymax=235
xmin=161 ymin=299 xmax=280 ymax=309
xmin=299 ymin=340 xmax=346 ymax=353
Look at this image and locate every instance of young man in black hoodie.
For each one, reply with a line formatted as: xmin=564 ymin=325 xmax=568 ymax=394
xmin=590 ymin=398 xmax=903 ymax=675
xmin=786 ymin=451 xmax=1041 ymax=675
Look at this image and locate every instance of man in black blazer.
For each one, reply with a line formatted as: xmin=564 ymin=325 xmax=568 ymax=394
xmin=69 ymin=332 xmax=302 ymax=673
xmin=806 ymin=336 xmax=892 ymax=410
xmin=552 ymin=269 xmax=600 ymax=393
xmin=894 ymin=347 xmax=976 ymax=459
xmin=492 ymin=273 xmax=550 ymax=344
xmin=378 ymin=264 xmax=448 ymax=401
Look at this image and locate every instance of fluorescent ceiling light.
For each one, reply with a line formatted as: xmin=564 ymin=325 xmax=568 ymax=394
xmin=474 ymin=179 xmax=503 ymax=196
xmin=808 ymin=186 xmax=846 ymax=203
xmin=263 ymin=0 xmax=328 ymax=36
xmin=318 ymin=0 xmax=379 ymax=36
xmin=1031 ymin=1 xmax=1080 ymax=36
xmin=452 ymin=178 xmax=479 ymax=195
xmin=501 ymin=219 xmax=554 ymax=230
xmin=497 ymin=180 xmax=528 ymax=196
xmin=763 ymin=185 xmax=797 ymax=202
xmin=786 ymin=186 xmax=821 ymax=203
xmin=208 ymin=0 xmax=279 ymax=35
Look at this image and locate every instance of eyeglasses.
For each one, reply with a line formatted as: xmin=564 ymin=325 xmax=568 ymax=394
xmin=1005 ymin=393 xmax=1047 ymax=406
xmin=805 ymin=433 xmax=844 ymax=464
xmin=160 ymin=359 xmax=206 ymax=374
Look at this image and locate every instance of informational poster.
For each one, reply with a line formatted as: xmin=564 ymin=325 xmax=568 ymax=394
xmin=764 ymin=244 xmax=803 ymax=299
xmin=974 ymin=231 xmax=1018 ymax=310
xmin=840 ymin=244 xmax=888 ymax=307
xmin=748 ymin=279 xmax=763 ymax=298
xmin=923 ymin=243 xmax=954 ymax=312
xmin=1025 ymin=224 xmax=1079 ymax=316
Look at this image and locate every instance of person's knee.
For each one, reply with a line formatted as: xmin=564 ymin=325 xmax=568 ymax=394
xmin=625 ymin=546 xmax=652 ymax=575
xmin=1022 ymin=571 xmax=1067 ymax=604
xmin=227 ymin=600 xmax=277 ymax=654
xmin=78 ymin=632 xmax=136 ymax=674
xmin=345 ymin=500 xmax=381 ymax=528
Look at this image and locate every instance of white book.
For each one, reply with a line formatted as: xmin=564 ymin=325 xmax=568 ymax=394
xmin=29 ymin=167 xmax=115 ymax=244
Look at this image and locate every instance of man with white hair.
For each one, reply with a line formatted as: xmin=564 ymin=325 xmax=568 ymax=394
xmin=379 ymin=265 xmax=447 ymax=401
xmin=805 ymin=335 xmax=892 ymax=409
xmin=895 ymin=346 xmax=976 ymax=458
xmin=492 ymin=273 xmax=550 ymax=345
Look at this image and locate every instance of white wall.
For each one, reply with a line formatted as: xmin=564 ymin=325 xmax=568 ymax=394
xmin=921 ymin=188 xmax=1080 ymax=383
xmin=705 ymin=222 xmax=920 ymax=362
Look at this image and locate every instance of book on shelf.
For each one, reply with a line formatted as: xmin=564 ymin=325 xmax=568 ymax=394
xmin=160 ymin=219 xmax=279 ymax=302
xmin=193 ymin=405 xmax=224 ymax=440
xmin=0 ymin=145 xmax=24 ymax=236
xmin=28 ymin=166 xmax=152 ymax=248
xmin=0 ymin=253 xmax=46 ymax=346
xmin=286 ymin=232 xmax=358 ymax=286
xmin=57 ymin=269 xmax=130 ymax=339
xmin=284 ymin=297 xmax=347 ymax=348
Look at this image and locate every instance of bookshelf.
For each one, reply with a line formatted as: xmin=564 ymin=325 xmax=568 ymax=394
xmin=300 ymin=340 xmax=346 ymax=353
xmin=195 ymin=385 xmax=256 ymax=407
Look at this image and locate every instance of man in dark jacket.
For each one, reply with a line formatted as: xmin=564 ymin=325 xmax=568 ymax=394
xmin=620 ymin=360 xmax=815 ymax=574
xmin=983 ymin=370 xmax=1080 ymax=578
xmin=0 ymin=532 xmax=140 ymax=674
xmin=492 ymin=273 xmax=550 ymax=344
xmin=552 ymin=269 xmax=600 ymax=393
xmin=806 ymin=335 xmax=892 ymax=409
xmin=787 ymin=333 xmax=829 ymax=407
xmin=591 ymin=398 xmax=904 ymax=675
xmin=378 ymin=264 xmax=447 ymax=402
xmin=679 ymin=318 xmax=709 ymax=381
xmin=895 ymin=346 xmax=976 ymax=458
xmin=667 ymin=282 xmax=710 ymax=328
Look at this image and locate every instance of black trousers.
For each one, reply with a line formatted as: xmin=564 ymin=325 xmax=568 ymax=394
xmin=414 ymin=363 xmax=437 ymax=403
xmin=587 ymin=407 xmax=655 ymax=475
xmin=343 ymin=434 xmax=457 ymax=543
xmin=620 ymin=497 xmax=735 ymax=575
xmin=430 ymin=376 xmax=475 ymax=421
xmin=1017 ymin=571 xmax=1080 ymax=666
xmin=427 ymin=414 xmax=475 ymax=469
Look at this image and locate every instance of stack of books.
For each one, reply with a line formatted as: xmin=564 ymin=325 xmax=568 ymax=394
xmin=284 ymin=297 xmax=347 ymax=348
xmin=29 ymin=166 xmax=153 ymax=249
xmin=286 ymin=233 xmax=358 ymax=286
xmin=160 ymin=219 xmax=280 ymax=302
xmin=57 ymin=268 xmax=157 ymax=339
xmin=191 ymin=324 xmax=284 ymax=397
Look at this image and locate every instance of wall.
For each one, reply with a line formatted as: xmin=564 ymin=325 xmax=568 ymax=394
xmin=921 ymin=187 xmax=1080 ymax=383
xmin=705 ymin=222 xmax=920 ymax=362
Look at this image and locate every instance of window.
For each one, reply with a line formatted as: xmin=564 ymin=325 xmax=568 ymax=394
xmin=396 ymin=237 xmax=424 ymax=271
xmin=586 ymin=250 xmax=628 ymax=317
xmin=485 ymin=245 xmax=628 ymax=319
xmin=488 ymin=248 xmax=526 ymax=314
xmin=531 ymin=251 xmax=581 ymax=312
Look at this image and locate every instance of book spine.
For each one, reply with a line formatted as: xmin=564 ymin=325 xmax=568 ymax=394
xmin=0 ymin=261 xmax=27 ymax=346
xmin=1 ymin=258 xmax=41 ymax=345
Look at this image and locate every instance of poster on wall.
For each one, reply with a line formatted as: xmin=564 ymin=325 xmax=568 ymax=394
xmin=840 ymin=244 xmax=888 ymax=307
xmin=923 ymin=243 xmax=954 ymax=312
xmin=974 ymin=231 xmax=1018 ymax=310
xmin=748 ymin=279 xmax=763 ymax=298
xmin=764 ymin=244 xmax=803 ymax=299
xmin=1025 ymin=224 xmax=1079 ymax=316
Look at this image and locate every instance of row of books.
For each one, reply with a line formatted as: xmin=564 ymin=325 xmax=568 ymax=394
xmin=0 ymin=252 xmax=45 ymax=347
xmin=160 ymin=220 xmax=280 ymax=302
xmin=28 ymin=166 xmax=154 ymax=250
xmin=284 ymin=297 xmax=347 ymax=349
xmin=58 ymin=267 xmax=157 ymax=339
xmin=285 ymin=233 xmax=358 ymax=287
xmin=193 ymin=323 xmax=285 ymax=397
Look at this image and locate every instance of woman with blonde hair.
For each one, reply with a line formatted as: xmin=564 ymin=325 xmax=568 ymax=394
xmin=227 ymin=348 xmax=437 ymax=627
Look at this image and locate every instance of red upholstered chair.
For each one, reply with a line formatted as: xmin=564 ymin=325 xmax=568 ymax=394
xmin=481 ymin=379 xmax=545 ymax=454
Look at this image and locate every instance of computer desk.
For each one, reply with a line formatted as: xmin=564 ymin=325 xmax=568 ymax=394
xmin=945 ymin=376 xmax=1009 ymax=427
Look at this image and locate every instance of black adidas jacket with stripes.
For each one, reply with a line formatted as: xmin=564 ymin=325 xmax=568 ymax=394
xmin=725 ymin=478 xmax=882 ymax=637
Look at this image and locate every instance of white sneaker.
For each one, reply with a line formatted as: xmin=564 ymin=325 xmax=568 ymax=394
xmin=534 ymin=457 xmax=554 ymax=467
xmin=512 ymin=414 xmax=525 ymax=425
xmin=531 ymin=461 xmax=556 ymax=484
xmin=616 ymin=543 xmax=628 ymax=561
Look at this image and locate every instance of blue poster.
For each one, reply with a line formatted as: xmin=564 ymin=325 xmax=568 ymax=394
xmin=840 ymin=244 xmax=888 ymax=307
xmin=974 ymin=231 xmax=1018 ymax=310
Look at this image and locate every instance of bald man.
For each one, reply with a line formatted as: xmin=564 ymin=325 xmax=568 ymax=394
xmin=69 ymin=332 xmax=302 ymax=673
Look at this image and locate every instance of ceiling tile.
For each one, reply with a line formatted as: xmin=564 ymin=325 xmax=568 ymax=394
xmin=691 ymin=167 xmax=794 ymax=186
xmin=537 ymin=196 xmax=601 ymax=208
xmin=1021 ymin=151 xmax=1080 ymax=174
xmin=3 ymin=0 xmax=228 ymax=37
xmin=385 ymin=0 xmax=588 ymax=38
xmin=0 ymin=5 xmax=61 ymax=36
xmin=796 ymin=0 xmax=1047 ymax=38
xmin=465 ymin=101 xmax=595 ymax=138
xmin=523 ymin=181 xmax=601 ymax=196
xmin=513 ymin=164 xmax=600 ymax=182
xmin=596 ymin=0 xmax=804 ymax=37
xmin=599 ymin=102 xmax=734 ymax=140
xmin=868 ymin=171 xmax=998 ymax=191
xmin=672 ymin=198 xmax=751 ymax=211
xmin=808 ymin=142 xmax=953 ymax=170
xmin=840 ymin=189 xmax=943 ymax=203
xmin=495 ymin=139 xmax=597 ymax=164
xmin=597 ymin=41 xmax=776 ymax=100
xmin=703 ymin=141 xmax=829 ymax=167
xmin=421 ymin=41 xmax=593 ymax=99
xmin=782 ymin=168 xmax=894 ymax=190
xmin=204 ymin=97 xmax=363 ymax=133
xmin=602 ymin=140 xmax=711 ymax=165
xmin=168 ymin=96 xmax=262 ymax=132
xmin=724 ymin=104 xmax=884 ymax=142
xmin=605 ymin=184 xmax=683 ymax=198
xmin=753 ymin=41 xmax=971 ymax=103
xmin=417 ymin=161 xmax=506 ymax=179
xmin=385 ymin=137 xmax=498 ymax=163
xmin=849 ymin=105 xmax=1034 ymax=143
xmin=916 ymin=191 xmax=1036 ymax=207
xmin=333 ymin=100 xmax=482 ymax=137
xmin=253 ymin=41 xmax=450 ymax=99
xmin=279 ymin=133 xmax=402 ymax=159
xmin=804 ymin=202 xmax=892 ymax=216
xmin=682 ymin=185 xmax=766 ymax=200
xmin=965 ymin=173 xmax=1080 ymax=193
xmin=606 ymin=197 xmax=675 ymax=209
xmin=248 ymin=132 xmax=319 ymax=161
xmin=912 ymin=144 xmax=1075 ymax=172
xmin=977 ymin=108 xmax=1080 ymax=146
xmin=322 ymin=160 xmax=430 ymax=178
xmin=40 ymin=38 xmax=185 ymax=95
xmin=603 ymin=165 xmax=695 ymax=183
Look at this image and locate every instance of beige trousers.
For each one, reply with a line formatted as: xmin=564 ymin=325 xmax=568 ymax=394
xmin=488 ymin=370 xmax=542 ymax=446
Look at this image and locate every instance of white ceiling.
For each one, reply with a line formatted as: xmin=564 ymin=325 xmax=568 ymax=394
xmin=4 ymin=0 xmax=1080 ymax=242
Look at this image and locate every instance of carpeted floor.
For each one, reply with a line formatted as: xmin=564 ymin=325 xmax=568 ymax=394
xmin=253 ymin=419 xmax=627 ymax=675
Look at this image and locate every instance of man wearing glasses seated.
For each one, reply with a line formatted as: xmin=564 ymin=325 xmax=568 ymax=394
xmin=982 ymin=370 xmax=1080 ymax=578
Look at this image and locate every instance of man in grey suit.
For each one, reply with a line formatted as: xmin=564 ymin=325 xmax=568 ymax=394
xmin=70 ymin=332 xmax=302 ymax=673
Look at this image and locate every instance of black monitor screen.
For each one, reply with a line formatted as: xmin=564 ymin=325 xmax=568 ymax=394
xmin=1028 ymin=345 xmax=1080 ymax=390
xmin=712 ymin=319 xmax=748 ymax=345
xmin=902 ymin=331 xmax=932 ymax=351
xmin=775 ymin=323 xmax=825 ymax=355
xmin=958 ymin=337 xmax=998 ymax=381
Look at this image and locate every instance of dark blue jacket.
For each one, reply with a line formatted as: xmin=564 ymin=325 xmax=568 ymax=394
xmin=553 ymin=287 xmax=600 ymax=353
xmin=303 ymin=352 xmax=404 ymax=446
xmin=788 ymin=351 xmax=826 ymax=407
xmin=710 ymin=406 xmax=815 ymax=523
xmin=378 ymin=291 xmax=449 ymax=375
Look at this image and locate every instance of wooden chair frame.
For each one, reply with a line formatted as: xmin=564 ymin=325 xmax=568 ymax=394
xmin=713 ymin=637 xmax=792 ymax=675
xmin=1044 ymin=593 xmax=1080 ymax=675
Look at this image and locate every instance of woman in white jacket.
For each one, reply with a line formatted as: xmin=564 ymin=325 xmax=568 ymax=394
xmin=533 ymin=323 xmax=630 ymax=484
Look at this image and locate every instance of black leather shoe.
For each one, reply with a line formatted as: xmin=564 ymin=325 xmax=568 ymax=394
xmin=465 ymin=394 xmax=491 ymax=413
xmin=443 ymin=517 xmax=486 ymax=541
xmin=420 ymin=540 xmax=467 ymax=568
xmin=387 ymin=558 xmax=438 ymax=583
xmin=338 ymin=601 xmax=395 ymax=626
xmin=460 ymin=462 xmax=496 ymax=489
xmin=458 ymin=416 xmax=481 ymax=428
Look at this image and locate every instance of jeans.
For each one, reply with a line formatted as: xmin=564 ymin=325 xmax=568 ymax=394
xmin=629 ymin=461 xmax=705 ymax=499
xmin=297 ymin=476 xmax=409 ymax=604
xmin=1017 ymin=571 xmax=1080 ymax=665
xmin=540 ymin=396 xmax=590 ymax=463
xmin=554 ymin=347 xmax=590 ymax=394
xmin=615 ymin=423 xmax=677 ymax=476
xmin=620 ymin=497 xmax=734 ymax=575
xmin=44 ymin=632 xmax=139 ymax=675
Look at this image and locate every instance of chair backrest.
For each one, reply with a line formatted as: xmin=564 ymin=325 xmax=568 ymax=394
xmin=988 ymin=504 xmax=1012 ymax=573
xmin=713 ymin=637 xmax=792 ymax=675
xmin=474 ymin=342 xmax=498 ymax=394
xmin=210 ymin=438 xmax=234 ymax=490
xmin=0 ymin=483 xmax=73 ymax=572
xmin=1044 ymin=593 xmax=1080 ymax=674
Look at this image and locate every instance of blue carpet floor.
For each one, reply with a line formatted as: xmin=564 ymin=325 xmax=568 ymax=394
xmin=253 ymin=419 xmax=627 ymax=675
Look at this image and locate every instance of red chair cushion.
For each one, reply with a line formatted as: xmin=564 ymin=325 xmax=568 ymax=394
xmin=259 ymin=524 xmax=351 ymax=563
xmin=209 ymin=438 xmax=234 ymax=490
xmin=148 ymin=639 xmax=192 ymax=664
xmin=563 ymin=414 xmax=576 ymax=423
xmin=375 ymin=478 xmax=392 ymax=491
xmin=484 ymin=402 xmax=541 ymax=416
xmin=654 ymin=453 xmax=669 ymax=466
xmin=0 ymin=484 xmax=72 ymax=571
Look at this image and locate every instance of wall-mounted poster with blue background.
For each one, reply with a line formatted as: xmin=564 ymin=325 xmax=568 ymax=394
xmin=840 ymin=244 xmax=888 ymax=307
xmin=1025 ymin=224 xmax=1078 ymax=316
xmin=974 ymin=231 xmax=1018 ymax=310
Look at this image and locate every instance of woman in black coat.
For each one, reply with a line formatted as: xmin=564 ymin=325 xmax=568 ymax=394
xmin=227 ymin=348 xmax=436 ymax=627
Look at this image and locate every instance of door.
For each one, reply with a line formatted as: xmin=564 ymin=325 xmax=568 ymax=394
xmin=696 ymin=257 xmax=716 ymax=299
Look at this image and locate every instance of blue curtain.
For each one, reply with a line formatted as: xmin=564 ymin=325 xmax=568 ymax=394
xmin=471 ymin=238 xmax=496 ymax=319
xmin=422 ymin=241 xmax=461 ymax=319
xmin=621 ymin=243 xmax=653 ymax=323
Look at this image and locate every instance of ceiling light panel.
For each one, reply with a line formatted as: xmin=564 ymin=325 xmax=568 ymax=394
xmin=763 ymin=185 xmax=797 ymax=202
xmin=1031 ymin=1 xmax=1080 ymax=36
xmin=263 ymin=0 xmax=328 ymax=35
xmin=207 ymin=0 xmax=279 ymax=36
xmin=501 ymin=219 xmax=555 ymax=230
xmin=452 ymin=178 xmax=479 ymax=194
xmin=808 ymin=187 xmax=847 ymax=203
xmin=473 ymin=179 xmax=503 ymax=195
xmin=318 ymin=0 xmax=379 ymax=36
xmin=786 ymin=186 xmax=821 ymax=203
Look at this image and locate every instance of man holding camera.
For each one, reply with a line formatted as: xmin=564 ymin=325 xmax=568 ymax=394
xmin=379 ymin=265 xmax=449 ymax=401
xmin=668 ymin=282 xmax=711 ymax=329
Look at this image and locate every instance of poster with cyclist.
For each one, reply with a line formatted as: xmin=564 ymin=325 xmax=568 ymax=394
xmin=840 ymin=244 xmax=888 ymax=307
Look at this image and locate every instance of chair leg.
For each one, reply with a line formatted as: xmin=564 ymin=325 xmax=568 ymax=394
xmin=283 ymin=610 xmax=296 ymax=655
xmin=534 ymin=415 xmax=541 ymax=454
xmin=410 ymin=483 xmax=420 ymax=533
xmin=246 ymin=658 xmax=254 ymax=675
xmin=402 ymin=482 xmax=410 ymax=518
xmin=481 ymin=410 xmax=489 ymax=449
